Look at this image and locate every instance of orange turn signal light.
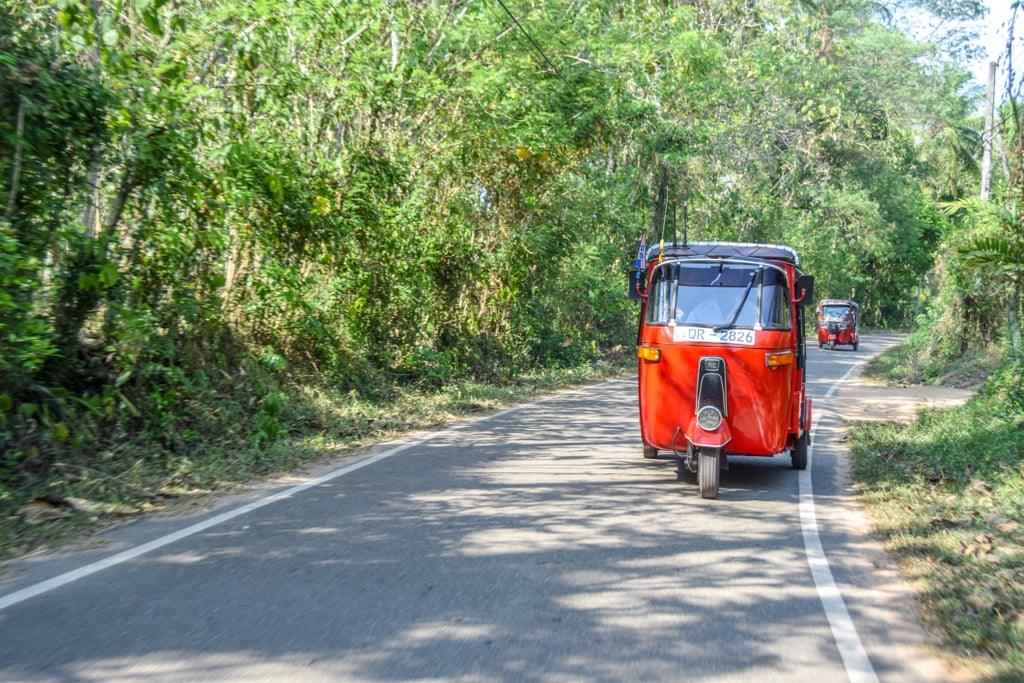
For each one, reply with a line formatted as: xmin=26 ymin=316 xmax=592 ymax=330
xmin=765 ymin=351 xmax=794 ymax=368
xmin=638 ymin=346 xmax=662 ymax=362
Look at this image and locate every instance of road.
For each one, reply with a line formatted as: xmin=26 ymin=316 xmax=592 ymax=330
xmin=0 ymin=334 xmax=963 ymax=683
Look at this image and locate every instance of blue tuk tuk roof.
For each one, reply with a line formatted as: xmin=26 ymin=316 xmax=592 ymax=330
xmin=645 ymin=241 xmax=801 ymax=267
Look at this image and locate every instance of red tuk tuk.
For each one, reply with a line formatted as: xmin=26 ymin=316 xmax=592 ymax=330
xmin=629 ymin=241 xmax=814 ymax=498
xmin=817 ymin=299 xmax=859 ymax=350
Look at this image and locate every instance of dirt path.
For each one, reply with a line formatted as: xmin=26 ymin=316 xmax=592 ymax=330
xmin=839 ymin=376 xmax=977 ymax=424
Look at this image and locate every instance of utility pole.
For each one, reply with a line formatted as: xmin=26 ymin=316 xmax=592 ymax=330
xmin=981 ymin=61 xmax=996 ymax=200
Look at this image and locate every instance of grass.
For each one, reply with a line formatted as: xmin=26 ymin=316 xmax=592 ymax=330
xmin=7 ymin=334 xmax=1023 ymax=680
xmin=864 ymin=332 xmax=1004 ymax=388
xmin=0 ymin=354 xmax=636 ymax=564
xmin=851 ymin=344 xmax=1024 ymax=681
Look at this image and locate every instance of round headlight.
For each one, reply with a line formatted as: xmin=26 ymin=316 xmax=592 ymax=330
xmin=696 ymin=405 xmax=723 ymax=431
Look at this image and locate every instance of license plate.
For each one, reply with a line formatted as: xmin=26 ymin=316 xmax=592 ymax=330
xmin=672 ymin=325 xmax=756 ymax=345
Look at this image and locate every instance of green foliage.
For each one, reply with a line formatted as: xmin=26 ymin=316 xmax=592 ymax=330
xmin=961 ymin=234 xmax=1024 ymax=275
xmin=982 ymin=346 xmax=1024 ymax=411
xmin=1 ymin=4 xmax=117 ymax=395
xmin=850 ymin=344 xmax=1024 ymax=679
xmin=916 ymin=198 xmax=1023 ymax=356
xmin=0 ymin=0 xmax=1002 ymax=567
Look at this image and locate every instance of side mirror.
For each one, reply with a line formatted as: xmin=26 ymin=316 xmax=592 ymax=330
xmin=794 ymin=274 xmax=814 ymax=307
xmin=628 ymin=268 xmax=646 ymax=302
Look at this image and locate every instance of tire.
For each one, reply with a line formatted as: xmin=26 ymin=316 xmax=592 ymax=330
xmin=828 ymin=339 xmax=835 ymax=350
xmin=643 ymin=444 xmax=658 ymax=459
xmin=791 ymin=432 xmax=808 ymax=470
xmin=852 ymin=341 xmax=858 ymax=351
xmin=698 ymin=448 xmax=720 ymax=499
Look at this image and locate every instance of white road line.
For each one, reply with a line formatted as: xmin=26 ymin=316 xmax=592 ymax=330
xmin=4 ymin=365 xmax=887 ymax=683
xmin=0 ymin=444 xmax=413 ymax=612
xmin=0 ymin=385 xmax=582 ymax=612
xmin=801 ymin=351 xmax=880 ymax=683
xmin=825 ymin=360 xmax=862 ymax=399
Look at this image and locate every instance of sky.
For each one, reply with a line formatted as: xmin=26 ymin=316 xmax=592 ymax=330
xmin=970 ymin=0 xmax=1014 ymax=90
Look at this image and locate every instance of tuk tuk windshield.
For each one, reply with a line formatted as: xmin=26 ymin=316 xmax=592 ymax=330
xmin=821 ymin=304 xmax=853 ymax=321
xmin=646 ymin=261 xmax=791 ymax=329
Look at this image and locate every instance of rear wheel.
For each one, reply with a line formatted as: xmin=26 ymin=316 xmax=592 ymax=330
xmin=643 ymin=444 xmax=658 ymax=459
xmin=791 ymin=432 xmax=808 ymax=470
xmin=698 ymin=448 xmax=720 ymax=499
xmin=852 ymin=340 xmax=858 ymax=351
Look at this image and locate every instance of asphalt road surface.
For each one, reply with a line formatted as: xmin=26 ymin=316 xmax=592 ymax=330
xmin=0 ymin=334 xmax=964 ymax=683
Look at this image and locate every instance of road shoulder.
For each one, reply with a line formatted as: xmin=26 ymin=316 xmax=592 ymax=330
xmin=819 ymin=361 xmax=978 ymax=682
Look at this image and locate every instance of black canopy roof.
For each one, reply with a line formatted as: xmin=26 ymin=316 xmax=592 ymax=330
xmin=645 ymin=241 xmax=801 ymax=267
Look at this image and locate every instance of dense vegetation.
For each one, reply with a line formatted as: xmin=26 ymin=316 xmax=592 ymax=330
xmin=4 ymin=0 xmax=1024 ymax=676
xmin=1 ymin=0 xmax=1018 ymax=539
xmin=852 ymin=341 xmax=1023 ymax=681
xmin=845 ymin=8 xmax=1024 ymax=670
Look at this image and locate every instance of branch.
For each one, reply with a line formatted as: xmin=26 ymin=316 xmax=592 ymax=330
xmin=3 ymin=96 xmax=26 ymax=218
xmin=341 ymin=24 xmax=369 ymax=47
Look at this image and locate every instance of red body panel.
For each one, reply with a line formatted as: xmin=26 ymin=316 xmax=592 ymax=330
xmin=634 ymin=242 xmax=811 ymax=465
xmin=638 ymin=330 xmax=798 ymax=456
xmin=816 ymin=323 xmax=857 ymax=346
xmin=816 ymin=300 xmax=859 ymax=348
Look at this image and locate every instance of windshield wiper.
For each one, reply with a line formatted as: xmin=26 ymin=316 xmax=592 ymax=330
xmin=714 ymin=270 xmax=758 ymax=332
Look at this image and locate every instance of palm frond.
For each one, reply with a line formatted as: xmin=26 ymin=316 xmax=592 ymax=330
xmin=959 ymin=236 xmax=1024 ymax=274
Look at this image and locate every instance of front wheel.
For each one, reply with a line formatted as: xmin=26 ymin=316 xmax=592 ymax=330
xmin=791 ymin=432 xmax=808 ymax=470
xmin=698 ymin=448 xmax=720 ymax=499
xmin=828 ymin=339 xmax=836 ymax=350
xmin=643 ymin=444 xmax=658 ymax=459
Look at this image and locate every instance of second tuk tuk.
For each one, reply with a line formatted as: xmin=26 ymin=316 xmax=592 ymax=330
xmin=629 ymin=241 xmax=815 ymax=499
xmin=816 ymin=299 xmax=859 ymax=351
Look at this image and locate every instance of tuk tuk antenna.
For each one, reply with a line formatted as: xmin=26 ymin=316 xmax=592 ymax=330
xmin=671 ymin=198 xmax=678 ymax=246
xmin=681 ymin=200 xmax=688 ymax=247
xmin=658 ymin=192 xmax=669 ymax=264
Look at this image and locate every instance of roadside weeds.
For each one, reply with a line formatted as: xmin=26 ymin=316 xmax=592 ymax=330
xmin=848 ymin=349 xmax=1024 ymax=682
xmin=1 ymin=358 xmax=636 ymax=566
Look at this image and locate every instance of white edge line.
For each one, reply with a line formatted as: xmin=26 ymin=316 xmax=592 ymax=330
xmin=2 ymin=369 xmax=886 ymax=683
xmin=0 ymin=446 xmax=403 ymax=612
xmin=801 ymin=355 xmax=880 ymax=683
xmin=0 ymin=389 xmax=564 ymax=612
xmin=825 ymin=360 xmax=861 ymax=398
